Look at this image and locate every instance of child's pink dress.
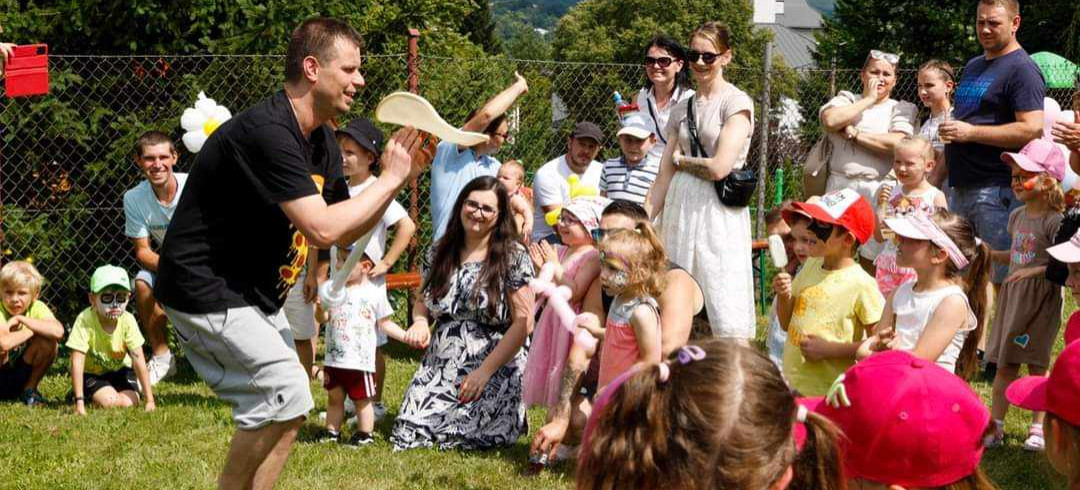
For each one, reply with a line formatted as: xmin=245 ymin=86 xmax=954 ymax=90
xmin=522 ymin=247 xmax=599 ymax=407
xmin=597 ymin=295 xmax=660 ymax=390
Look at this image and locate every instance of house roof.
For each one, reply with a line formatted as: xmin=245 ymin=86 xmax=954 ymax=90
xmin=764 ymin=23 xmax=818 ymax=69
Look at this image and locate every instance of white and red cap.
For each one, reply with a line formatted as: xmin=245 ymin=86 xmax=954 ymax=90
xmin=1048 ymin=229 xmax=1080 ymax=263
xmin=1001 ymin=138 xmax=1067 ymax=182
xmin=1007 ymin=341 xmax=1080 ymax=427
xmin=789 ymin=189 xmax=876 ymax=244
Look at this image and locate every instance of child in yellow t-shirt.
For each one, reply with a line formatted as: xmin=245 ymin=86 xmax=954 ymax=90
xmin=773 ymin=190 xmax=884 ymax=396
xmin=67 ymin=265 xmax=155 ymax=415
xmin=0 ymin=261 xmax=64 ymax=406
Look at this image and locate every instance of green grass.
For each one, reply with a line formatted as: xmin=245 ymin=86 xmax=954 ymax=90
xmin=1 ymin=297 xmax=1076 ymax=489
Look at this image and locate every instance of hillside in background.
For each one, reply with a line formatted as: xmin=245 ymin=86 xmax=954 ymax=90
xmin=806 ymin=0 xmax=835 ymax=16
xmin=493 ymin=0 xmax=579 ymax=31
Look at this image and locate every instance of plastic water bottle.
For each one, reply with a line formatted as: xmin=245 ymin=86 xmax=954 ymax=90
xmin=613 ymin=92 xmax=638 ymax=121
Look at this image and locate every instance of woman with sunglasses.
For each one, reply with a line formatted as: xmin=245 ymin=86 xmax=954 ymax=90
xmin=636 ymin=35 xmax=694 ymax=161
xmin=646 ymin=21 xmax=756 ymax=343
xmin=819 ymin=49 xmax=918 ymax=269
xmin=392 ymin=176 xmax=535 ymax=450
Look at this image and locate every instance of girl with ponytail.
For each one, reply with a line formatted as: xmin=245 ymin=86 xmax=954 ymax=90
xmin=591 ymin=222 xmax=668 ymax=392
xmin=857 ymin=209 xmax=990 ymax=379
xmin=577 ymin=340 xmax=845 ymax=490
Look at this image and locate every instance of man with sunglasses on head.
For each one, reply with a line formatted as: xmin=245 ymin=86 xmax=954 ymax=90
xmin=531 ymin=122 xmax=605 ymax=243
xmin=430 ymin=73 xmax=528 ymax=240
xmin=940 ymin=0 xmax=1045 ymax=287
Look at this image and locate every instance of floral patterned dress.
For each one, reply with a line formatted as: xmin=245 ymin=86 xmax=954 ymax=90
xmin=391 ymin=244 xmax=534 ymax=451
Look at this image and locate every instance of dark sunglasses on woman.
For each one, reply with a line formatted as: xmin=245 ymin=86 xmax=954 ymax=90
xmin=644 ymin=56 xmax=675 ymax=68
xmin=686 ymin=50 xmax=721 ymax=65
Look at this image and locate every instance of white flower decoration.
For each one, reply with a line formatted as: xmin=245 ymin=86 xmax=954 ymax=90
xmin=180 ymin=91 xmax=232 ymax=153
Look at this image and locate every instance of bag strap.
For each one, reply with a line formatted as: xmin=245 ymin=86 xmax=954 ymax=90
xmin=646 ymin=94 xmax=667 ymax=146
xmin=686 ymin=95 xmax=709 ymax=159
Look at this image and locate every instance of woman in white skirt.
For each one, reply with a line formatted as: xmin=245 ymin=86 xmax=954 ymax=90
xmin=646 ymin=21 xmax=755 ymax=342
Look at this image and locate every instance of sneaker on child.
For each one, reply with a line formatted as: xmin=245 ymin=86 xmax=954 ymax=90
xmin=346 ymin=431 xmax=374 ymax=447
xmin=373 ymin=401 xmax=387 ymax=421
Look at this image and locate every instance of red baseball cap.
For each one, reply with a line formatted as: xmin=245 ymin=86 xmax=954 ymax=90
xmin=1007 ymin=341 xmax=1080 ymax=427
xmin=801 ymin=350 xmax=989 ymax=487
xmin=1066 ymin=311 xmax=1080 ymax=347
xmin=789 ymin=189 xmax=876 ymax=244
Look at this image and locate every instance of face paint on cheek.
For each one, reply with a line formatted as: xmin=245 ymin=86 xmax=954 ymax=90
xmin=96 ymin=299 xmax=128 ymax=319
xmin=602 ymin=270 xmax=630 ymax=294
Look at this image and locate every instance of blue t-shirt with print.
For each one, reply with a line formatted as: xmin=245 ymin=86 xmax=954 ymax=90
xmin=429 ymin=141 xmax=500 ymax=240
xmin=946 ymin=49 xmax=1045 ymax=188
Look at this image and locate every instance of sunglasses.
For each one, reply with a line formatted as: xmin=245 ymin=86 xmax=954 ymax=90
xmin=644 ymin=56 xmax=676 ymax=68
xmin=687 ymin=50 xmax=721 ymax=65
xmin=807 ymin=220 xmax=835 ymax=242
xmin=869 ymin=49 xmax=900 ymax=65
xmin=590 ymin=227 xmax=638 ymax=243
xmin=463 ymin=199 xmax=498 ymax=219
xmin=99 ymin=292 xmax=130 ymax=304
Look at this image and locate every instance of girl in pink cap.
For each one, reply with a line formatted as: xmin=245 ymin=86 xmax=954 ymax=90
xmin=1008 ymin=341 xmax=1080 ymax=489
xmin=985 ymin=140 xmax=1067 ymax=450
xmin=857 ymin=209 xmax=991 ymax=379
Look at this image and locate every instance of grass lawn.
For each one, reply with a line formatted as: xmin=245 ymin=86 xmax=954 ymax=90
xmin=0 ymin=297 xmax=1075 ymax=489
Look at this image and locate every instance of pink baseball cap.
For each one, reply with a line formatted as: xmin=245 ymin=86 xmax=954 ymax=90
xmin=801 ymin=350 xmax=989 ymax=487
xmin=1001 ymin=138 xmax=1067 ymax=182
xmin=789 ymin=189 xmax=876 ymax=244
xmin=1007 ymin=341 xmax=1080 ymax=427
xmin=1066 ymin=311 xmax=1080 ymax=346
xmin=1048 ymin=229 xmax=1080 ymax=263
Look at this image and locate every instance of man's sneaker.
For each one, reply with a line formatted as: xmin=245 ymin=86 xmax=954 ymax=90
xmin=1022 ymin=425 xmax=1045 ymax=452
xmin=983 ymin=420 xmax=1005 ymax=448
xmin=346 ymin=431 xmax=374 ymax=447
xmin=19 ymin=388 xmax=46 ymax=407
xmin=147 ymin=354 xmax=177 ymax=386
xmin=315 ymin=429 xmax=341 ymax=444
xmin=373 ymin=402 xmax=387 ymax=421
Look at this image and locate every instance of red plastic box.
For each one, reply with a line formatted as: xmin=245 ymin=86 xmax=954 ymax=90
xmin=4 ymin=44 xmax=49 ymax=98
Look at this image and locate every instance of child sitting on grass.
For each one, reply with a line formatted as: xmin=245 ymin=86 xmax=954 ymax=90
xmin=316 ymin=247 xmax=417 ymax=446
xmin=0 ymin=261 xmax=64 ymax=406
xmin=68 ymin=265 xmax=155 ymax=415
xmin=773 ymin=189 xmax=884 ymax=396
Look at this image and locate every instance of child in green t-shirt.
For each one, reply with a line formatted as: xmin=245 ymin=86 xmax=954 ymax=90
xmin=0 ymin=261 xmax=64 ymax=406
xmin=773 ymin=190 xmax=885 ymax=396
xmin=67 ymin=265 xmax=155 ymax=415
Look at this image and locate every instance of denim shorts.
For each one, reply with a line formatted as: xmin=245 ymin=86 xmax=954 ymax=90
xmin=948 ymin=185 xmax=1021 ymax=283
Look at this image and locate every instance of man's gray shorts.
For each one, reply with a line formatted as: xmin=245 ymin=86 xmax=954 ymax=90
xmin=163 ymin=305 xmax=314 ymax=430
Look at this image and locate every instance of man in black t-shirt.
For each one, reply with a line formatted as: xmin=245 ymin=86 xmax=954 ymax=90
xmin=940 ymin=0 xmax=1045 ymax=284
xmin=155 ymin=18 xmax=428 ymax=490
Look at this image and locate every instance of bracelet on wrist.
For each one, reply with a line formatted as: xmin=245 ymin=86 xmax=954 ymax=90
xmin=75 ymin=397 xmax=84 ymax=402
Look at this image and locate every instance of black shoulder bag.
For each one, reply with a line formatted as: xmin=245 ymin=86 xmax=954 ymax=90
xmin=685 ymin=94 xmax=757 ymax=208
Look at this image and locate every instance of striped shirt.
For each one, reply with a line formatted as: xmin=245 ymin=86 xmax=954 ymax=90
xmin=599 ymin=156 xmax=660 ymax=205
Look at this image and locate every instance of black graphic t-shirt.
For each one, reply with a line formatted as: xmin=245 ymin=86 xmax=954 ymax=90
xmin=156 ymin=90 xmax=350 ymax=314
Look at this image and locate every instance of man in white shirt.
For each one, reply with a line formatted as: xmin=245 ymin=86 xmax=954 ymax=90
xmin=122 ymin=131 xmax=187 ymax=385
xmin=531 ymin=122 xmax=604 ymax=242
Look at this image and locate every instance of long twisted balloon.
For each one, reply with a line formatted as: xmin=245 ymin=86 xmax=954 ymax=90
xmin=529 ymin=262 xmax=599 ymax=351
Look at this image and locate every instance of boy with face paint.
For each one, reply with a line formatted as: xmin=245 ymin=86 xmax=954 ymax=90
xmin=67 ymin=265 xmax=155 ymax=416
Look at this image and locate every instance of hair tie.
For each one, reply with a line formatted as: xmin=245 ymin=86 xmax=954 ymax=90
xmin=676 ymin=345 xmax=706 ymax=364
xmin=796 ymin=404 xmax=808 ymax=423
xmin=657 ymin=363 xmax=671 ymax=383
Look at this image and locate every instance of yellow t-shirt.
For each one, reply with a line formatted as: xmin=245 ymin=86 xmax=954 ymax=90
xmin=65 ymin=308 xmax=143 ymax=375
xmin=1 ymin=300 xmax=57 ymax=366
xmin=783 ymin=257 xmax=884 ymax=396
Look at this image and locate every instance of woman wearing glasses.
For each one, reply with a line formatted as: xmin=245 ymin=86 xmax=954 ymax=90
xmin=392 ymin=176 xmax=535 ymax=450
xmin=646 ymin=22 xmax=756 ymax=343
xmin=818 ymin=49 xmax=918 ymax=268
xmin=636 ymin=35 xmax=694 ymax=161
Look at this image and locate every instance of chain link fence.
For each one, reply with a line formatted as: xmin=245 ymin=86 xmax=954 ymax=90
xmin=2 ymin=52 xmax=1079 ymax=321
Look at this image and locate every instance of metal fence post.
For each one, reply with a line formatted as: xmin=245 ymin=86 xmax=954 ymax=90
xmin=756 ymin=42 xmax=773 ymax=315
xmin=406 ymin=28 xmax=421 ymax=317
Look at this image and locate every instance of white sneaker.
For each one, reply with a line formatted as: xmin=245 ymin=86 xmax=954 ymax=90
xmin=373 ymin=402 xmax=387 ymax=421
xmin=344 ymin=397 xmax=356 ymax=416
xmin=1023 ymin=425 xmax=1045 ymax=452
xmin=316 ymin=411 xmax=357 ymax=427
xmin=148 ymin=354 xmax=177 ymax=386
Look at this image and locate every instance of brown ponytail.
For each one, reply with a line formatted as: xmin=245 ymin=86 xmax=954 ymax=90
xmin=932 ymin=210 xmax=990 ymax=380
xmin=577 ymin=340 xmax=845 ymax=490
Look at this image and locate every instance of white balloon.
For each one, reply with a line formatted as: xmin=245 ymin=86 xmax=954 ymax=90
xmin=180 ymin=108 xmax=205 ymax=132
xmin=210 ymin=105 xmax=232 ymax=122
xmin=182 ymin=131 xmax=206 ymax=154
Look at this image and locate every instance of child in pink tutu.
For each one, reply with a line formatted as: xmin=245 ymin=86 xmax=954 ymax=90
xmin=523 ymin=196 xmax=608 ymax=407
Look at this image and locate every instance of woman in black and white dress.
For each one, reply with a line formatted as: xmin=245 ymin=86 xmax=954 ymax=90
xmin=392 ymin=176 xmax=534 ymax=451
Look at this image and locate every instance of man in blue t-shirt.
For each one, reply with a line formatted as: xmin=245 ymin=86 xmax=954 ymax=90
xmin=941 ymin=0 xmax=1044 ymax=284
xmin=429 ymin=73 xmax=528 ymax=240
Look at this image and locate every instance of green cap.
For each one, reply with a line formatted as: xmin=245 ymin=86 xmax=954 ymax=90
xmin=90 ymin=265 xmax=131 ymax=293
